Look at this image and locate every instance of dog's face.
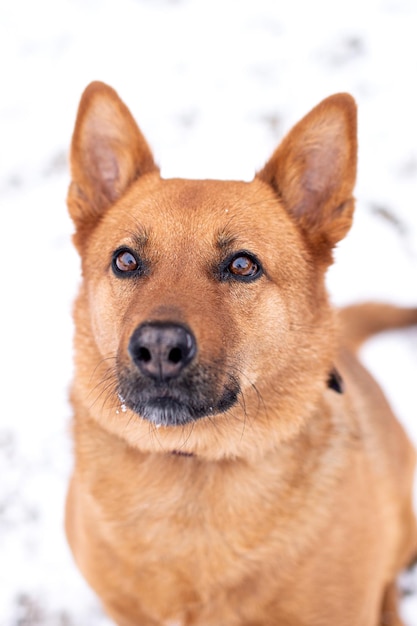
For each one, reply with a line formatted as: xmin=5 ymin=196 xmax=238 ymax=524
xmin=68 ymin=83 xmax=357 ymax=460
xmin=81 ymin=177 xmax=318 ymax=426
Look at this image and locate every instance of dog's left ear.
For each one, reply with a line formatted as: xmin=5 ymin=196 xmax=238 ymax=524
xmin=68 ymin=81 xmax=158 ymax=246
xmin=257 ymin=94 xmax=357 ymax=259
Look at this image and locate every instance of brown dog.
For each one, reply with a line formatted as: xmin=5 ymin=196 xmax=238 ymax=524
xmin=65 ymin=82 xmax=417 ymax=626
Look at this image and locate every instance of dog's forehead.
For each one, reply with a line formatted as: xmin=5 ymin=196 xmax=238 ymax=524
xmin=112 ymin=175 xmax=290 ymax=245
xmin=125 ymin=176 xmax=268 ymax=214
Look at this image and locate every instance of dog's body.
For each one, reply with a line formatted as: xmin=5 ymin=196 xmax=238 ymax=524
xmin=65 ymin=83 xmax=417 ymax=625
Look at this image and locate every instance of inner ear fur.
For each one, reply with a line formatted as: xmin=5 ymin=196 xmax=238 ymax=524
xmin=68 ymin=81 xmax=158 ymax=243
xmin=257 ymin=93 xmax=357 ymax=257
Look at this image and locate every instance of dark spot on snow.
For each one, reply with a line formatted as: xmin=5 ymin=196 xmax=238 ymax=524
xmin=369 ymin=203 xmax=407 ymax=237
xmin=322 ymin=35 xmax=366 ymax=66
xmin=258 ymin=112 xmax=283 ymax=137
xmin=14 ymin=593 xmax=44 ymax=626
xmin=12 ymin=593 xmax=76 ymax=626
xmin=176 ymin=109 xmax=199 ymax=129
xmin=397 ymin=155 xmax=417 ymax=178
xmin=5 ymin=174 xmax=24 ymax=190
xmin=43 ymin=150 xmax=68 ymax=178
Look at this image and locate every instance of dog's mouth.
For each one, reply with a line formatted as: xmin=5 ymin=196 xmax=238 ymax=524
xmin=117 ymin=368 xmax=240 ymax=427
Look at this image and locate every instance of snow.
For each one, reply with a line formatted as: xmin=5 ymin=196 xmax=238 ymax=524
xmin=1 ymin=0 xmax=416 ymax=623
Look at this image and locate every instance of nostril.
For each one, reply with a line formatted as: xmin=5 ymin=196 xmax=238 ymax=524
xmin=168 ymin=347 xmax=183 ymax=364
xmin=138 ymin=347 xmax=152 ymax=362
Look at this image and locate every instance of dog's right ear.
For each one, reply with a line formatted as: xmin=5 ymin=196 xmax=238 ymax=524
xmin=67 ymin=81 xmax=157 ymax=247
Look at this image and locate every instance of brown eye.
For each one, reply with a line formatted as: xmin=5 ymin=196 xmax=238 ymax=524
xmin=229 ymin=255 xmax=259 ymax=277
xmin=112 ymin=248 xmax=141 ymax=277
xmin=221 ymin=251 xmax=263 ymax=282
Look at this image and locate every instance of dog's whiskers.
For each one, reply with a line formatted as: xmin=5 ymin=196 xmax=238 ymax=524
xmin=85 ymin=349 xmax=270 ymax=454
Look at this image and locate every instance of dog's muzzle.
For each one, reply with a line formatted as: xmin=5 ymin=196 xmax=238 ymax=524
xmin=118 ymin=321 xmax=239 ymax=427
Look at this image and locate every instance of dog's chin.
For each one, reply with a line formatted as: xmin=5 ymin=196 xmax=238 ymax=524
xmin=120 ymin=387 xmax=240 ymax=427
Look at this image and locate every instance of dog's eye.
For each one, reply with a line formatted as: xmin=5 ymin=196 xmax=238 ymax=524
xmin=229 ymin=255 xmax=258 ymax=277
xmin=221 ymin=252 xmax=263 ymax=282
xmin=112 ymin=248 xmax=142 ymax=277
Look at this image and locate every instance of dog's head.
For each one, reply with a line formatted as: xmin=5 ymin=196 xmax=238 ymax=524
xmin=68 ymin=82 xmax=356 ymax=460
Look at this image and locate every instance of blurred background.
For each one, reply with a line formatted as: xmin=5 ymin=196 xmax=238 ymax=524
xmin=1 ymin=0 xmax=416 ymax=623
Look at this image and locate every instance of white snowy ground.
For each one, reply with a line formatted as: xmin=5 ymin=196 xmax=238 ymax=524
xmin=1 ymin=0 xmax=417 ymax=624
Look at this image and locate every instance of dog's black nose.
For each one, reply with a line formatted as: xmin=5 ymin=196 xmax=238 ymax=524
xmin=128 ymin=322 xmax=196 ymax=381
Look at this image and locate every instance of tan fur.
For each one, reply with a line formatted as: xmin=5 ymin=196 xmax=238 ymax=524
xmin=66 ymin=82 xmax=417 ymax=626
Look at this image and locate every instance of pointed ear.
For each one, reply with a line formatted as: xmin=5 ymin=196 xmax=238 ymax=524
xmin=257 ymin=94 xmax=357 ymax=258
xmin=68 ymin=81 xmax=158 ymax=243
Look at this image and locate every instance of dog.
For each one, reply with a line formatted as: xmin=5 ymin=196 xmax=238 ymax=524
xmin=65 ymin=81 xmax=417 ymax=625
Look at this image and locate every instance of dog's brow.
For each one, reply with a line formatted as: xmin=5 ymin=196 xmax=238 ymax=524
xmin=216 ymin=230 xmax=237 ymax=251
xmin=131 ymin=229 xmax=150 ymax=250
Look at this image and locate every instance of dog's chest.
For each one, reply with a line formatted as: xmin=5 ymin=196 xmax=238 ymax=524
xmin=94 ymin=456 xmax=282 ymax=570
